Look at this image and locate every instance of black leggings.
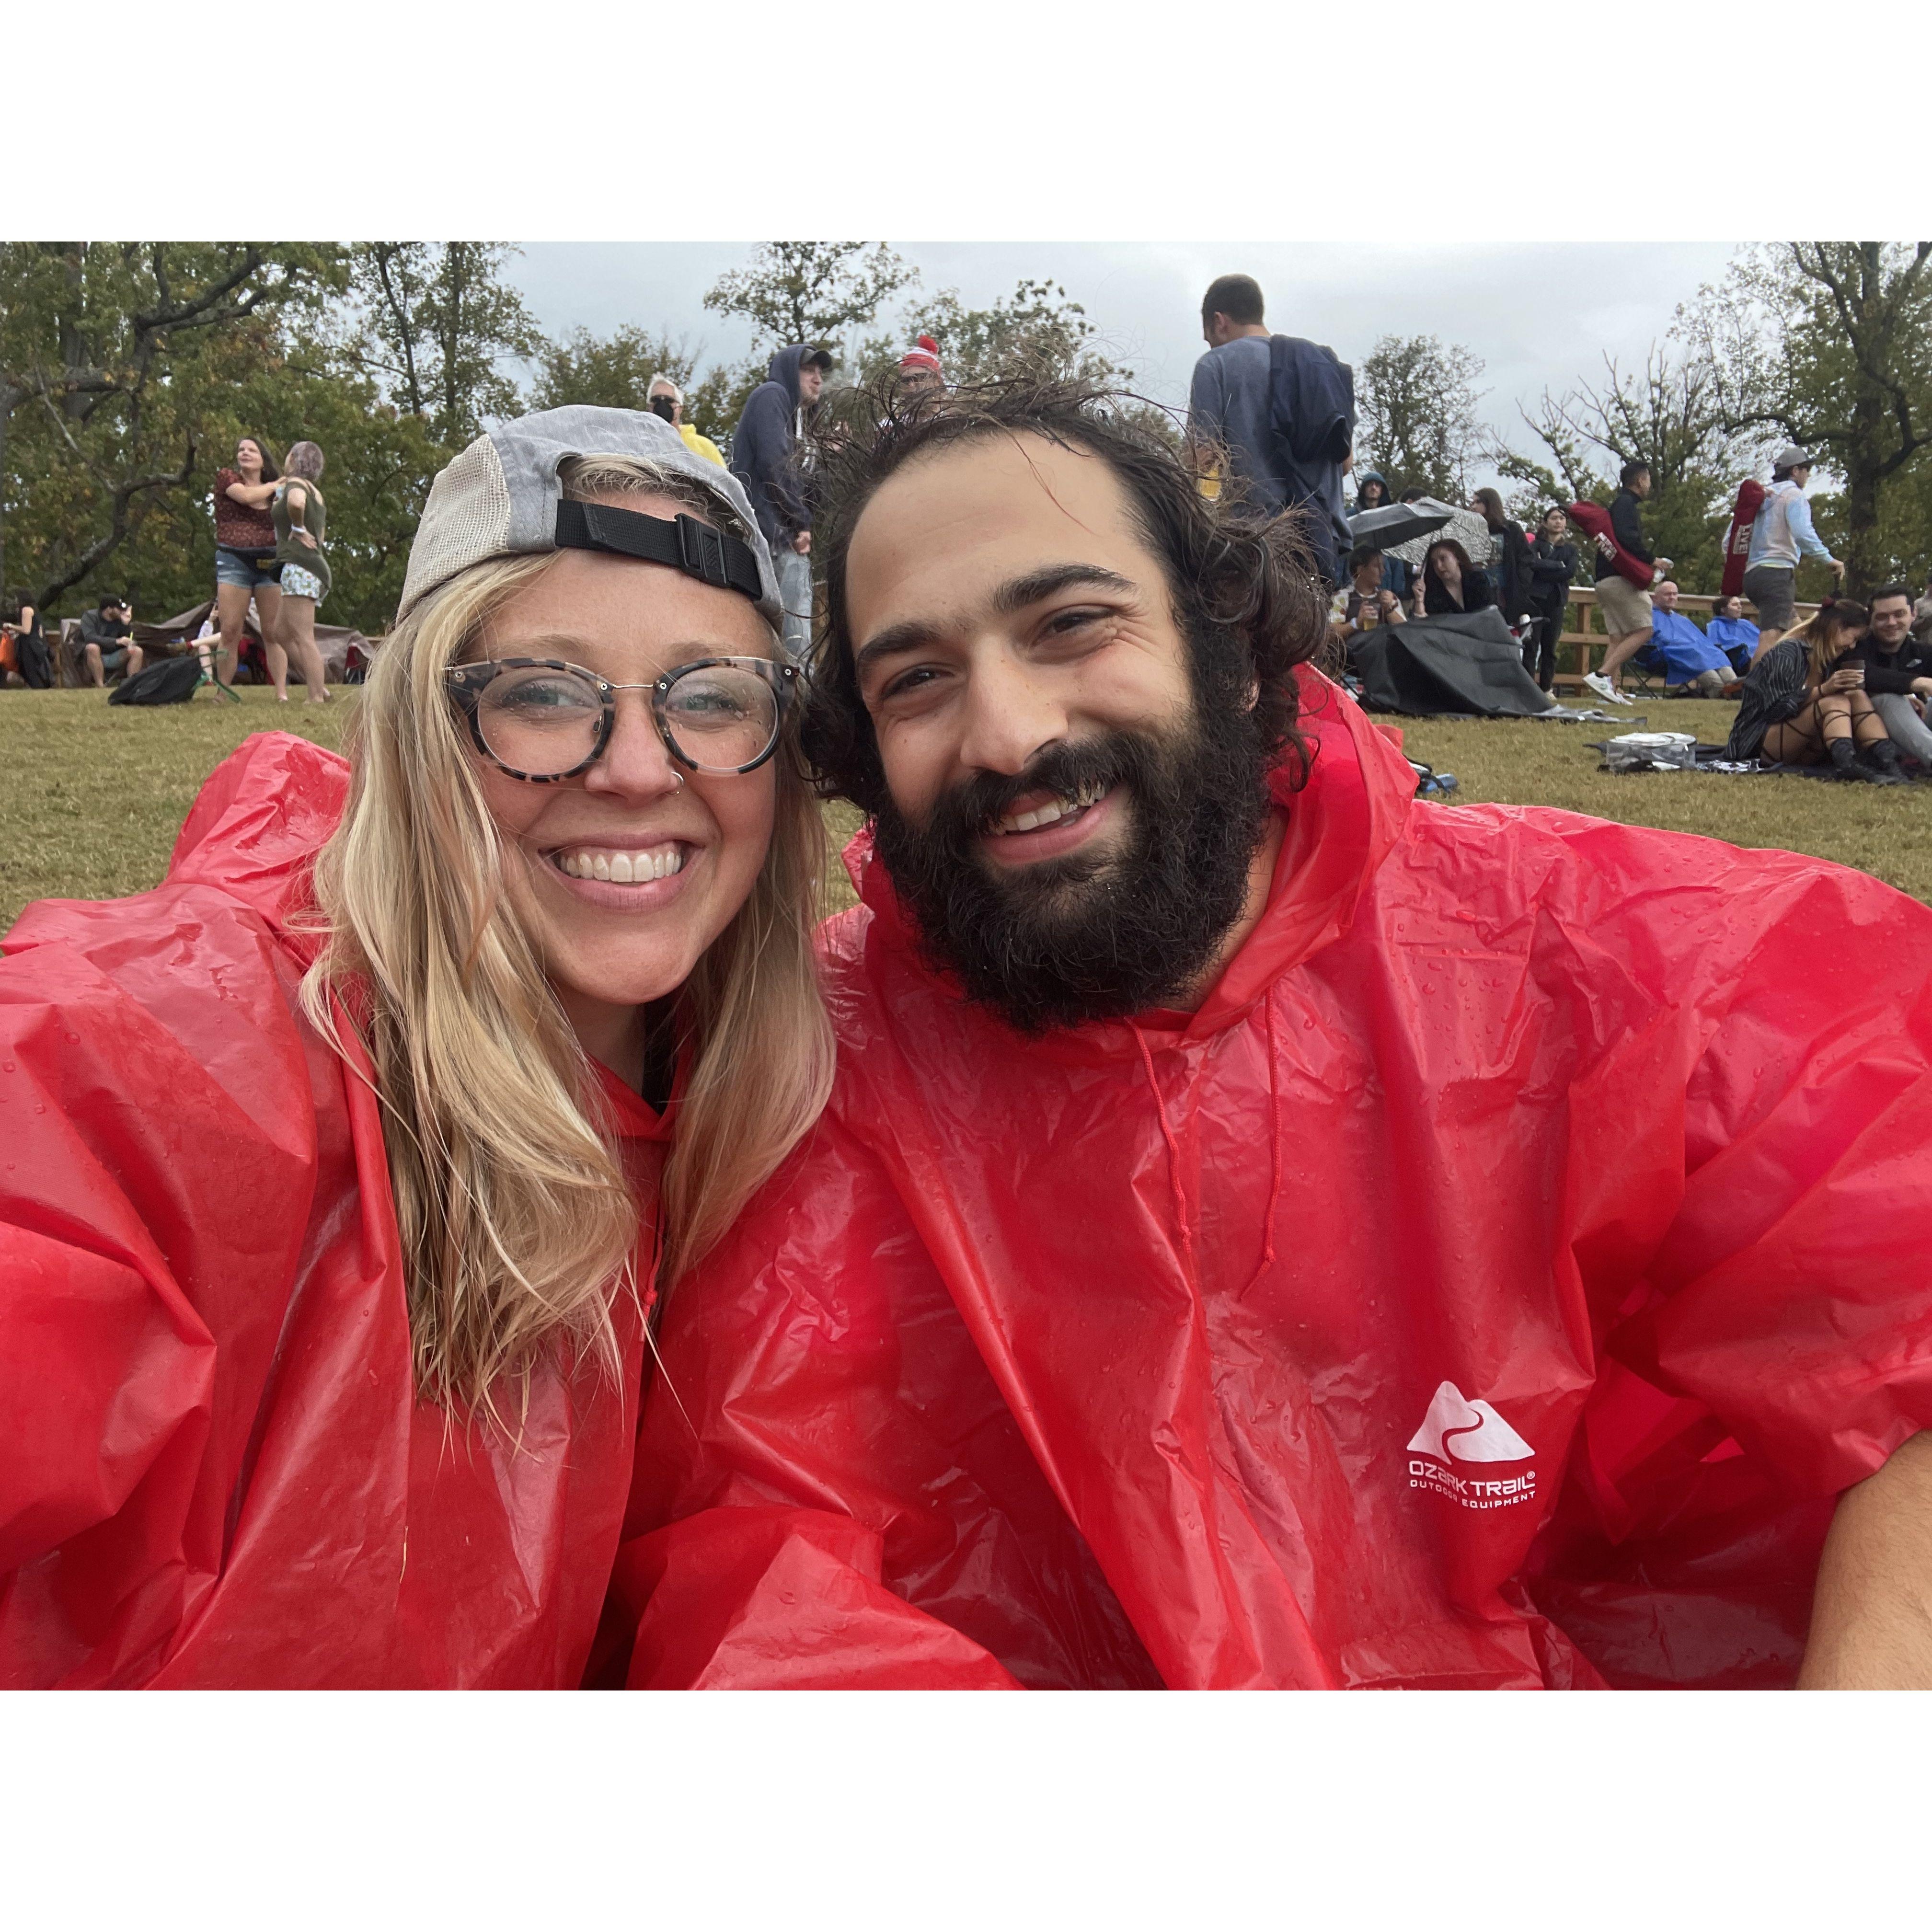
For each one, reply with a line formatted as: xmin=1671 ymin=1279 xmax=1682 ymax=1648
xmin=15 ymin=630 xmax=52 ymax=688
xmin=1522 ymin=607 xmax=1563 ymax=690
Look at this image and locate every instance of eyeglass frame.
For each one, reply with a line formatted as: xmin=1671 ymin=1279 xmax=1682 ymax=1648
xmin=444 ymin=654 xmax=802 ymax=784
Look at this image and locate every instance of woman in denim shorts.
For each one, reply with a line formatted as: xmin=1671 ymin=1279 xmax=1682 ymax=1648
xmin=212 ymin=435 xmax=285 ymax=684
xmin=271 ymin=441 xmax=333 ymax=703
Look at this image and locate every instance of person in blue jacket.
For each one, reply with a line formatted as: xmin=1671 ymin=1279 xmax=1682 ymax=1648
xmin=1706 ymin=593 xmax=1761 ymax=675
xmin=730 ymin=343 xmax=834 ymax=660
xmin=1352 ymin=470 xmax=1411 ymax=601
xmin=1187 ymin=274 xmax=1354 ymax=588
xmin=1644 ymin=580 xmax=1738 ymax=696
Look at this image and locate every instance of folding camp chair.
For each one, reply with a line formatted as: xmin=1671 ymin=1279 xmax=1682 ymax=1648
xmin=190 ymin=635 xmax=243 ymax=704
xmin=1622 ymin=642 xmax=1670 ymax=696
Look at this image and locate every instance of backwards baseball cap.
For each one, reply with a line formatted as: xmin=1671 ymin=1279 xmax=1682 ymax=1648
xmin=1774 ymin=444 xmax=1814 ymax=471
xmin=397 ymin=404 xmax=782 ymax=629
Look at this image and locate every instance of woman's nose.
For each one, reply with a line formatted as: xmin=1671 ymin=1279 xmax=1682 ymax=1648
xmin=584 ymin=690 xmax=682 ymax=798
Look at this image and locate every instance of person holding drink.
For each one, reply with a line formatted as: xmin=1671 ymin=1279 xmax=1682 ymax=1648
xmin=1725 ymin=599 xmax=1907 ymax=782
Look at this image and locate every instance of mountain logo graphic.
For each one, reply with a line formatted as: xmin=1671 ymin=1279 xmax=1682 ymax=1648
xmin=1406 ymin=1381 xmax=1534 ymax=1464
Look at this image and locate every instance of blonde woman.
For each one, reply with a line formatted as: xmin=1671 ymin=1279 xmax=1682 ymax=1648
xmin=0 ymin=407 xmax=834 ymax=1687
xmin=270 ymin=438 xmax=333 ymax=704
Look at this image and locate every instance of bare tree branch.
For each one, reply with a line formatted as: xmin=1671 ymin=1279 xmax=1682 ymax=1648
xmin=32 ymin=437 xmax=196 ymax=608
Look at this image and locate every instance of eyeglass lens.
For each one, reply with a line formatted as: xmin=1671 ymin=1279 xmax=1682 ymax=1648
xmin=473 ymin=663 xmax=780 ymax=776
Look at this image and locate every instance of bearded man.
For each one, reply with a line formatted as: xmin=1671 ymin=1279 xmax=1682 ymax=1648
xmin=603 ymin=380 xmax=1932 ymax=1692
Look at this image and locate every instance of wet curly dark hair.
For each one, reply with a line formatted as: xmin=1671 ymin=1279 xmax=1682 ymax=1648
xmin=801 ymin=372 xmax=1334 ymax=816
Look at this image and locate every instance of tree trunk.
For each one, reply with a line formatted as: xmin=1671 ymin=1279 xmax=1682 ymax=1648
xmin=1844 ymin=426 xmax=1884 ymax=598
xmin=1844 ymin=245 xmax=1888 ymax=599
xmin=0 ymin=392 xmax=12 ymax=593
xmin=440 ymin=243 xmax=465 ymax=442
xmin=58 ymin=244 xmax=91 ymax=422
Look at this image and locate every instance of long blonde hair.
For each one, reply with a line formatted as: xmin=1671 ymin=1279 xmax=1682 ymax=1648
xmin=300 ymin=459 xmax=834 ymax=1417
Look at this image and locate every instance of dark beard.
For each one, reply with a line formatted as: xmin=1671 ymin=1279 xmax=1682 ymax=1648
xmin=869 ymin=684 xmax=1275 ymax=1034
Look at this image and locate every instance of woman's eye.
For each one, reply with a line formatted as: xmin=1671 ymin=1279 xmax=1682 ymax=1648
xmin=498 ymin=679 xmax=598 ymax=714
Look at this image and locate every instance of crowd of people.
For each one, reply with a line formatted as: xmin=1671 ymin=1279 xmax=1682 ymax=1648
xmin=1 ymin=432 xmax=335 ymax=700
xmin=10 ymin=282 xmax=1932 ymax=788
xmin=1176 ymin=272 xmax=1932 ymax=782
xmin=3 ymin=280 xmax=1932 ymax=1693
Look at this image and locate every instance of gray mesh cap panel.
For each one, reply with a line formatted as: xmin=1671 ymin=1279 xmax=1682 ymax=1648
xmin=395 ymin=404 xmax=784 ymax=629
xmin=397 ymin=433 xmax=513 ymax=620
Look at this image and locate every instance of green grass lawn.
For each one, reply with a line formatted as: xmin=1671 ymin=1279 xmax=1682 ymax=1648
xmin=1392 ymin=699 xmax=1932 ymax=906
xmin=2 ymin=687 xmax=1928 ymax=933
xmin=2 ymin=687 xmax=352 ymax=928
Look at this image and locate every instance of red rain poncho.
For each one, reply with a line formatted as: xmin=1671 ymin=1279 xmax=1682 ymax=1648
xmin=611 ymin=673 xmax=1932 ymax=1689
xmin=0 ymin=735 xmax=658 ymax=1688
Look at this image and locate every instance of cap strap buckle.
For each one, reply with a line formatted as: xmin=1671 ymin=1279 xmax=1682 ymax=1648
xmin=676 ymin=514 xmax=731 ymax=591
xmin=553 ymin=498 xmax=764 ymax=608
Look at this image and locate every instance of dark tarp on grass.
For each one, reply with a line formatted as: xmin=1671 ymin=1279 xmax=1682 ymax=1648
xmin=1352 ymin=607 xmax=1558 ymax=718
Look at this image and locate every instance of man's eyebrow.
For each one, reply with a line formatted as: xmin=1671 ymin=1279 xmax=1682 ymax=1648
xmin=992 ymin=562 xmax=1138 ymax=613
xmin=853 ymin=564 xmax=1140 ymax=680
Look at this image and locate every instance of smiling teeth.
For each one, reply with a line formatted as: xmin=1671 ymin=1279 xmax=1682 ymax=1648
xmin=993 ymin=782 xmax=1107 ymax=836
xmin=556 ymin=846 xmax=685 ymax=883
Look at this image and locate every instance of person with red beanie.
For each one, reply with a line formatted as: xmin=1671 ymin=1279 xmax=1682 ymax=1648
xmin=897 ymin=334 xmax=945 ymax=398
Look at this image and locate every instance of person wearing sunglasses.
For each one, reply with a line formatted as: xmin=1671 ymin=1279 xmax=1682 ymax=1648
xmin=0 ymin=406 xmax=833 ymax=1687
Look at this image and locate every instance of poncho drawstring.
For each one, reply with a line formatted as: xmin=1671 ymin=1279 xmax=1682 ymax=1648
xmin=1131 ymin=1000 xmax=1287 ymax=1293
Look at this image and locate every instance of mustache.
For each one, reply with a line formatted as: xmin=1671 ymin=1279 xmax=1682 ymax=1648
xmin=925 ymin=737 xmax=1145 ymax=846
xmin=870 ymin=707 xmax=1271 ymax=1033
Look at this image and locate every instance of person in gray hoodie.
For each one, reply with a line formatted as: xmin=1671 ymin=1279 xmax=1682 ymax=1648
xmin=731 ymin=343 xmax=834 ymax=659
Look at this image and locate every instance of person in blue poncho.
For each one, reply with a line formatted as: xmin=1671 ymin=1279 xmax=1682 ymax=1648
xmin=1644 ymin=581 xmax=1738 ymax=696
xmin=1706 ymin=592 xmax=1761 ymax=674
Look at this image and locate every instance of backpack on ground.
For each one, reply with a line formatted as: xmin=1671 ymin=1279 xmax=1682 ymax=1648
xmin=108 ymin=655 xmax=204 ymax=706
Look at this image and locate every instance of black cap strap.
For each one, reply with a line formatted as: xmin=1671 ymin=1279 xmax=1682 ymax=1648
xmin=554 ymin=499 xmax=765 ymax=605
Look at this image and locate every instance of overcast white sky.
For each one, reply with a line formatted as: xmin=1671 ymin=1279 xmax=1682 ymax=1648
xmin=19 ymin=2 xmax=1911 ymax=502
xmin=514 ymin=241 xmax=1740 ymax=487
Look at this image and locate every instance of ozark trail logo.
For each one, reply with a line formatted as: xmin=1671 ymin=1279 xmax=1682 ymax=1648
xmin=1406 ymin=1380 xmax=1538 ymax=1510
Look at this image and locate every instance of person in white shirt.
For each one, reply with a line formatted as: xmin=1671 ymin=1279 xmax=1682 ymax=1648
xmin=1743 ymin=446 xmax=1845 ymax=657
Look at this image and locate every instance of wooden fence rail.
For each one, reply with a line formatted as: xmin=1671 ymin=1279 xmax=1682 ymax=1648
xmin=1548 ymin=586 xmax=1815 ymax=694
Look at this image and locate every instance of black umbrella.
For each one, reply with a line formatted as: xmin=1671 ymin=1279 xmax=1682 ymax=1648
xmin=1347 ymin=502 xmax=1452 ymax=554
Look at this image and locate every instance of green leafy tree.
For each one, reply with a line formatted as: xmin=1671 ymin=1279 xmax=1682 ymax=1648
xmin=1680 ymin=243 xmax=1932 ymax=595
xmin=851 ymin=278 xmax=1178 ymax=448
xmin=532 ymin=325 xmax=700 ymax=414
xmin=855 ymin=278 xmax=1121 ymax=388
xmin=345 ymin=242 xmax=542 ymax=446
xmin=1504 ymin=346 xmax=1741 ymax=590
xmin=685 ymin=355 xmax=768 ymax=450
xmin=1492 ymin=446 xmax=1598 ymax=535
xmin=703 ymin=242 xmax=918 ymax=360
xmin=530 ymin=325 xmax=761 ymax=452
xmin=0 ymin=241 xmax=342 ymax=610
xmin=1355 ymin=334 xmax=1486 ymax=500
xmin=237 ymin=336 xmax=450 ymax=633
